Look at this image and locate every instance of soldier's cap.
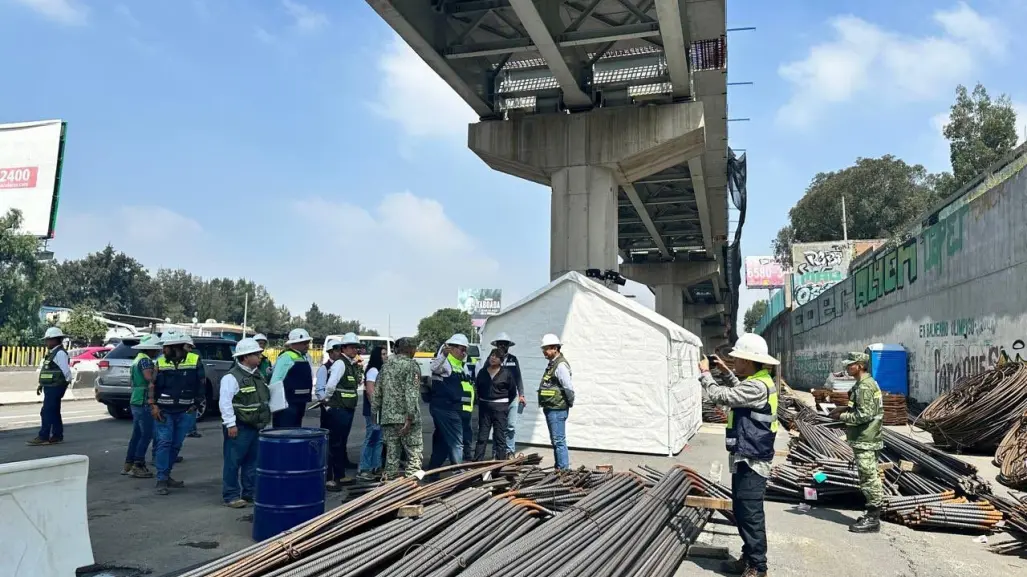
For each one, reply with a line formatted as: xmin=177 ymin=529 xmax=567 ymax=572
xmin=394 ymin=337 xmax=417 ymax=352
xmin=843 ymin=352 xmax=869 ymax=366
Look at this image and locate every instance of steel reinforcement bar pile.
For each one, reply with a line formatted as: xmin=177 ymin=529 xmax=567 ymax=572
xmin=883 ymin=493 xmax=1002 ymax=531
xmin=982 ymin=494 xmax=1027 ymax=555
xmin=995 ymin=411 xmax=1027 ymax=490
xmin=916 ymin=362 xmax=1027 ymax=451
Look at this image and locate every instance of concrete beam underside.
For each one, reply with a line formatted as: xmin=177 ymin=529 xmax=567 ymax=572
xmin=620 ymin=260 xmax=721 ymax=287
xmin=469 ymin=104 xmax=707 ymax=280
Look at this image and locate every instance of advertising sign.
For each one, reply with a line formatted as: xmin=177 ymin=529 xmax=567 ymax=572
xmin=0 ymin=120 xmax=66 ymax=238
xmin=457 ymin=288 xmax=502 ymax=325
xmin=744 ymin=256 xmax=785 ymax=288
xmin=791 ymin=241 xmax=853 ymax=306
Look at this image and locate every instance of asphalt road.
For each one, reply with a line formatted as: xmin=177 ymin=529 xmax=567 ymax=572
xmin=1 ymin=402 xmax=1024 ymax=577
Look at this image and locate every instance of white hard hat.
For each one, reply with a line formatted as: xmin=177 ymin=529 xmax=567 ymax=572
xmin=491 ymin=332 xmax=515 ymax=347
xmin=233 ymin=338 xmax=263 ymax=358
xmin=253 ymin=333 xmax=268 ymax=342
xmin=286 ymin=328 xmax=312 ymax=345
xmin=339 ymin=332 xmax=360 ymax=346
xmin=728 ymin=333 xmax=780 ymax=366
xmin=132 ymin=334 xmax=162 ymax=350
xmin=182 ymin=333 xmax=194 ymax=346
xmin=324 ymin=338 xmax=342 ymax=350
xmin=540 ymin=333 xmax=562 ymax=347
xmin=446 ymin=333 xmax=470 ymax=348
xmin=43 ymin=326 xmax=66 ymax=340
xmin=159 ymin=332 xmax=190 ymax=346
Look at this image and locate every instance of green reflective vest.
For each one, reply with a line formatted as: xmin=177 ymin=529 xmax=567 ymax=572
xmin=538 ymin=355 xmax=571 ymax=410
xmin=130 ymin=352 xmax=153 ymax=406
xmin=327 ymin=357 xmax=362 ymax=410
xmin=229 ymin=364 xmax=271 ymax=429
xmin=38 ymin=346 xmax=69 ymax=388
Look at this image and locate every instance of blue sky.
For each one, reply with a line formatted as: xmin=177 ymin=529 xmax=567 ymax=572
xmin=2 ymin=0 xmax=1024 ymax=337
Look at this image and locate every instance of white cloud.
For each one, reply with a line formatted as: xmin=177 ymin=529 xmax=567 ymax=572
xmin=11 ymin=0 xmax=88 ymax=25
xmin=777 ymin=3 xmax=1006 ymax=128
xmin=114 ymin=4 xmax=140 ymax=28
xmin=254 ymin=26 xmax=277 ymax=45
xmin=281 ymin=0 xmax=327 ymax=33
xmin=372 ymin=36 xmax=476 ymax=138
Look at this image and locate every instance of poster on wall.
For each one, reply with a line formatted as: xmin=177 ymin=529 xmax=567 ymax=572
xmin=744 ymin=256 xmax=785 ymax=288
xmin=0 ymin=120 xmax=67 ymax=238
xmin=791 ymin=241 xmax=852 ymax=306
xmin=458 ymin=288 xmax=502 ymax=328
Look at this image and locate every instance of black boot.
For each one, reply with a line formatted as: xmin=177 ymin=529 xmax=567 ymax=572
xmin=849 ymin=507 xmax=881 ymax=533
xmin=720 ymin=558 xmax=749 ymax=575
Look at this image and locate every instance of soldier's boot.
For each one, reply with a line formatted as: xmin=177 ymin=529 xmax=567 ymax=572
xmin=720 ymin=558 xmax=749 ymax=575
xmin=849 ymin=507 xmax=881 ymax=533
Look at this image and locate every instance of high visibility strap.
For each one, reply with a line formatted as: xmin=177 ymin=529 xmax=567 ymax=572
xmin=239 ymin=386 xmax=256 ymax=393
xmin=750 ymin=412 xmax=777 ymax=424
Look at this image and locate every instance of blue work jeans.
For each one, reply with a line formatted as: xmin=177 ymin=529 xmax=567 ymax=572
xmin=359 ymin=419 xmax=383 ymax=472
xmin=222 ymin=424 xmax=260 ymax=503
xmin=543 ymin=408 xmax=570 ymax=470
xmin=272 ymin=402 xmax=307 ymax=428
xmin=321 ymin=407 xmax=355 ymax=482
xmin=732 ymin=462 xmax=769 ymax=573
xmin=125 ymin=404 xmax=154 ymax=464
xmin=427 ymin=406 xmax=464 ymax=472
xmin=505 ymin=401 xmax=524 ymax=455
xmin=461 ymin=409 xmax=474 ymax=461
xmin=154 ymin=410 xmax=195 ymax=481
xmin=38 ymin=384 xmax=68 ymax=440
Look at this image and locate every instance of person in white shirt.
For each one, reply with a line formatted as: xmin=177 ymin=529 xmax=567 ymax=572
xmin=29 ymin=327 xmax=74 ymax=446
xmin=315 ymin=338 xmax=350 ymax=491
xmin=218 ymin=338 xmax=271 ymax=508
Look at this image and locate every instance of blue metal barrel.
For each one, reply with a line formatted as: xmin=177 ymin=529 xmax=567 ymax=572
xmin=252 ymin=427 xmax=327 ymax=542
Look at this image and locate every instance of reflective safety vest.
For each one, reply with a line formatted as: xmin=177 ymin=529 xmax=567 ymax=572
xmin=432 ymin=354 xmax=474 ymax=412
xmin=538 ymin=355 xmax=571 ymax=410
xmin=155 ymin=352 xmax=201 ymax=412
xmin=281 ymin=349 xmax=313 ymax=404
xmin=725 ymin=370 xmax=779 ymax=461
xmin=229 ymin=364 xmax=271 ymax=429
xmin=38 ymin=346 xmax=69 ymax=388
xmin=327 ymin=357 xmax=361 ymax=410
xmin=130 ymin=353 xmax=152 ymax=406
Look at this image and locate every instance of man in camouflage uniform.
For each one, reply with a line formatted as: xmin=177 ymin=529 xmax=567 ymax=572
xmin=832 ymin=351 xmax=885 ymax=533
xmin=373 ymin=337 xmax=423 ymax=479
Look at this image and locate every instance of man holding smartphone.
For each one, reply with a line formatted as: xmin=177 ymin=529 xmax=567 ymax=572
xmin=698 ymin=333 xmax=779 ymax=577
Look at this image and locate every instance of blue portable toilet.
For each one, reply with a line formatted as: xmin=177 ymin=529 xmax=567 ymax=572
xmin=865 ymin=343 xmax=908 ymax=396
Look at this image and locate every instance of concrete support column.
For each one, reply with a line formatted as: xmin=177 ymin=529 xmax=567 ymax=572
xmin=551 ymin=165 xmax=618 ymax=280
xmin=654 ymin=284 xmax=684 ymax=326
xmin=681 ymin=318 xmax=703 ymax=340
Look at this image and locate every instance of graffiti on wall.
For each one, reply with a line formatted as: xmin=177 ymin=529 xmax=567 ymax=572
xmin=792 ymin=350 xmax=844 ymax=389
xmin=923 ymin=204 xmax=969 ymax=276
xmin=853 ymin=237 xmax=918 ymax=309
xmin=919 ymin=327 xmax=1025 ymax=396
xmin=792 ymin=241 xmax=852 ymax=306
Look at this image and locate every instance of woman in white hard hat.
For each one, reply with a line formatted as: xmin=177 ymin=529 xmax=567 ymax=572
xmin=219 ymin=338 xmax=272 ymax=508
xmin=698 ymin=333 xmax=780 ymax=577
xmin=28 ymin=326 xmax=73 ymax=446
xmin=269 ymin=328 xmax=314 ymax=428
xmin=538 ymin=333 xmax=574 ymax=470
xmin=490 ymin=333 xmax=525 ymax=456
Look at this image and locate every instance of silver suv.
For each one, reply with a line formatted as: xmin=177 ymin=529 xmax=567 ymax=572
xmin=94 ymin=336 xmax=235 ymax=420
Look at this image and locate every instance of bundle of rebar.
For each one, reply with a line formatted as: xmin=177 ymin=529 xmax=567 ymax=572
xmin=995 ymin=411 xmax=1027 ymax=490
xmin=917 ymin=362 xmax=1027 ymax=451
xmin=897 ymin=500 xmax=1002 ymax=532
xmin=702 ymin=399 xmax=727 ymax=423
xmin=882 ymin=394 xmax=907 ymax=426
xmin=982 ymin=494 xmax=1027 ymax=556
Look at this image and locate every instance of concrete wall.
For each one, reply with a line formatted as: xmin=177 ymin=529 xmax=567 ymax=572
xmin=782 ymin=151 xmax=1027 ymax=402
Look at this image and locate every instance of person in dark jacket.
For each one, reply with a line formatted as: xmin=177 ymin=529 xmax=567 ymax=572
xmin=474 ymin=350 xmax=515 ymax=460
xmin=490 ymin=333 xmax=524 ymax=456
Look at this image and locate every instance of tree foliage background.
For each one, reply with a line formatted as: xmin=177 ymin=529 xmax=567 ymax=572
xmin=0 ymin=213 xmax=377 ymax=344
xmin=772 ymin=83 xmax=1018 ymax=266
xmin=743 ymin=300 xmax=768 ymax=333
xmin=60 ymin=308 xmax=109 ymax=344
xmin=415 ymin=308 xmax=473 ymax=353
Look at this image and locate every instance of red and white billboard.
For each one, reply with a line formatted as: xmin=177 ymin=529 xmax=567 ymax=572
xmin=745 ymin=256 xmax=786 ymax=289
xmin=0 ymin=120 xmax=66 ymax=238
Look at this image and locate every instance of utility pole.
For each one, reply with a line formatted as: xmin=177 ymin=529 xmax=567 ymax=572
xmin=242 ymin=292 xmax=249 ymax=338
xmin=841 ymin=196 xmax=849 ymax=242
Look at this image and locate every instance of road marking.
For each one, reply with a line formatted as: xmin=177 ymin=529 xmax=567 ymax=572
xmin=0 ymin=409 xmax=101 ymax=420
xmin=2 ymin=414 xmax=111 ymax=427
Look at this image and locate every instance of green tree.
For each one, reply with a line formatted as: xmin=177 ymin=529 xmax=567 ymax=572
xmin=771 ymin=226 xmax=795 ymax=268
xmin=0 ymin=210 xmax=47 ymax=344
xmin=743 ymin=300 xmax=769 ymax=333
xmin=944 ymin=83 xmax=1019 ymax=190
xmin=415 ymin=308 xmax=473 ymax=352
xmin=60 ymin=308 xmax=108 ymax=345
xmin=49 ymin=246 xmax=158 ymax=316
xmin=776 ymin=156 xmax=946 ymax=260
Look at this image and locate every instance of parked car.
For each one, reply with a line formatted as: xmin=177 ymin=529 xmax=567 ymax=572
xmin=94 ymin=336 xmax=235 ymax=421
xmin=68 ymin=346 xmax=112 ymax=371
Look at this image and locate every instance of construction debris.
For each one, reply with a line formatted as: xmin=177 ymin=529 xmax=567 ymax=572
xmin=995 ymin=411 xmax=1027 ymax=490
xmin=916 ymin=363 xmax=1027 ymax=451
xmin=180 ymin=456 xmax=726 ymax=577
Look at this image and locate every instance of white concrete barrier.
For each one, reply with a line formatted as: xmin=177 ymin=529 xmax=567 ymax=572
xmin=0 ymin=455 xmax=93 ymax=577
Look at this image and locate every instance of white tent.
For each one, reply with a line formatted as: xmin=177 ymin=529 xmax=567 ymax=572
xmin=481 ymin=272 xmax=704 ymax=456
